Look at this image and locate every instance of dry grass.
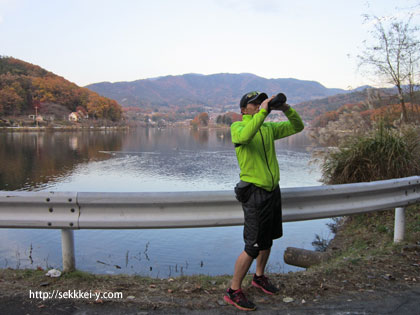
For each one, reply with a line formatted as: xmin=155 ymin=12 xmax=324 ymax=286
xmin=321 ymin=123 xmax=420 ymax=184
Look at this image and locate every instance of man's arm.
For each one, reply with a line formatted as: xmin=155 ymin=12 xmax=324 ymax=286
xmin=231 ymin=109 xmax=268 ymax=144
xmin=268 ymin=107 xmax=304 ymax=140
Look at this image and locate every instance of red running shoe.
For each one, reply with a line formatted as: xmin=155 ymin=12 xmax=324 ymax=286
xmin=252 ymin=274 xmax=279 ymax=295
xmin=224 ymin=288 xmax=256 ymax=311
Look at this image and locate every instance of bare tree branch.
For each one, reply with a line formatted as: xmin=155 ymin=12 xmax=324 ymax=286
xmin=358 ymin=13 xmax=420 ymax=122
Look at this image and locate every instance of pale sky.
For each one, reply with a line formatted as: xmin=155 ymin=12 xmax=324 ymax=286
xmin=1 ymin=0 xmax=419 ymax=89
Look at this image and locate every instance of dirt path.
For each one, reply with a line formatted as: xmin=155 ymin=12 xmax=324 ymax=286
xmin=1 ymin=282 xmax=419 ymax=314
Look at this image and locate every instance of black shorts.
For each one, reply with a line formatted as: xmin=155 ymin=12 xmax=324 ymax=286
xmin=235 ymin=182 xmax=283 ymax=257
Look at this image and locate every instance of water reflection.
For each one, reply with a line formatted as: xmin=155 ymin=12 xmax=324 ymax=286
xmin=0 ymin=131 xmax=124 ymax=191
xmin=0 ymin=128 xmax=315 ymax=192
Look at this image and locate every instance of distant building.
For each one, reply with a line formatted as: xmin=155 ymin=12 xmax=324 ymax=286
xmin=69 ymin=107 xmax=89 ymax=122
xmin=69 ymin=112 xmax=80 ymax=122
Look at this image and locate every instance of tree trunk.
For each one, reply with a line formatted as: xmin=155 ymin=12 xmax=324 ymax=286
xmin=284 ymin=247 xmax=331 ymax=268
xmin=397 ymin=87 xmax=408 ymax=123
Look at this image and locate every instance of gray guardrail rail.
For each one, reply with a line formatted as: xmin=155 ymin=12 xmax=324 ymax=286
xmin=1 ymin=176 xmax=419 ymax=271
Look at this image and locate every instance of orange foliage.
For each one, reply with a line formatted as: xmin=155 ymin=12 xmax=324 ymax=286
xmin=0 ymin=56 xmax=122 ymax=121
xmin=225 ymin=112 xmax=241 ymax=122
xmin=311 ymin=99 xmax=420 ymax=127
xmin=190 ymin=112 xmax=209 ymax=127
xmin=0 ymin=86 xmax=24 ymax=115
xmin=312 ymin=111 xmax=339 ymax=127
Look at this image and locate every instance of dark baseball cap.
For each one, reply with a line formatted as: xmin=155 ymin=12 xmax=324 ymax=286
xmin=240 ymin=91 xmax=268 ymax=108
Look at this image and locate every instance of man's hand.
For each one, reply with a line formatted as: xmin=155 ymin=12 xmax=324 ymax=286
xmin=277 ymin=103 xmax=290 ymax=112
xmin=261 ymin=96 xmax=275 ymax=112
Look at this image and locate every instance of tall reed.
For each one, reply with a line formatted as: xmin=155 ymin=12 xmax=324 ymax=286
xmin=321 ymin=123 xmax=420 ymax=185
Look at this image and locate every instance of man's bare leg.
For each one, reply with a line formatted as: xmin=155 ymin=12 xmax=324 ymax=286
xmin=231 ymin=251 xmax=254 ymax=290
xmin=255 ymin=248 xmax=270 ymax=276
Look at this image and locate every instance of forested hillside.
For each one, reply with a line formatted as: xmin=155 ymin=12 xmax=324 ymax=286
xmin=86 ymin=73 xmax=349 ymax=108
xmin=0 ymin=57 xmax=122 ymax=121
xmin=293 ymin=88 xmax=396 ymax=122
xmin=305 ymin=88 xmax=420 ymax=146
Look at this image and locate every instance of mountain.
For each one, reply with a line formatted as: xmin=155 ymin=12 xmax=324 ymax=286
xmin=0 ymin=56 xmax=122 ymax=121
xmin=85 ymin=73 xmax=350 ymax=108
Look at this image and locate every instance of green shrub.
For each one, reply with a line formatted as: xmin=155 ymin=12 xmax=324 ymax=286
xmin=321 ymin=123 xmax=420 ymax=184
xmin=376 ymin=225 xmax=389 ymax=233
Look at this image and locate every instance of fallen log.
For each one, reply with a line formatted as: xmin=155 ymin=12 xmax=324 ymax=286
xmin=284 ymin=247 xmax=331 ymax=268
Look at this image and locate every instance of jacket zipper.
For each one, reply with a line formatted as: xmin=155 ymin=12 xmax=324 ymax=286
xmin=259 ymin=129 xmax=274 ymax=191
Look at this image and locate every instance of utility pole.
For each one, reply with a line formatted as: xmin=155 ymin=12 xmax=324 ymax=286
xmin=35 ymin=105 xmax=38 ymax=127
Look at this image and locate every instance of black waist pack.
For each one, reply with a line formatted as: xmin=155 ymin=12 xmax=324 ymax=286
xmin=234 ymin=181 xmax=256 ymax=203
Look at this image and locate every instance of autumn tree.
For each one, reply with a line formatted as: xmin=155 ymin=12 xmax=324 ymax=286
xmin=358 ymin=14 xmax=420 ymax=123
xmin=0 ymin=86 xmax=24 ymax=115
xmin=198 ymin=112 xmax=209 ymax=126
xmin=216 ymin=112 xmax=241 ymax=126
xmin=190 ymin=112 xmax=209 ymax=128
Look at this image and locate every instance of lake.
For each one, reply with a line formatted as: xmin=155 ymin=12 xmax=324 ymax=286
xmin=0 ymin=127 xmax=332 ymax=277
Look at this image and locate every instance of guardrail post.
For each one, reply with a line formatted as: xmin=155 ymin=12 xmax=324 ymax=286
xmin=61 ymin=229 xmax=75 ymax=272
xmin=394 ymin=207 xmax=405 ymax=243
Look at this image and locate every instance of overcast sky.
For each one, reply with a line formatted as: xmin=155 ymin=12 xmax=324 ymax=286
xmin=1 ymin=0 xmax=419 ymax=89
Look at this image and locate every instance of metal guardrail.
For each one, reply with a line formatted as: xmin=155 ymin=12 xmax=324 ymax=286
xmin=1 ymin=176 xmax=420 ymax=271
xmin=1 ymin=176 xmax=419 ymax=229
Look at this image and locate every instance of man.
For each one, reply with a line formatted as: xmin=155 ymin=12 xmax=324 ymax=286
xmin=224 ymin=91 xmax=304 ymax=311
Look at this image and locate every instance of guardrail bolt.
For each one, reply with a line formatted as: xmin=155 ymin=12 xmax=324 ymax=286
xmin=69 ymin=222 xmax=74 ymax=227
xmin=48 ymin=222 xmax=52 ymax=226
xmin=46 ymin=198 xmax=50 ymax=202
xmin=71 ymin=208 xmax=75 ymax=213
xmin=49 ymin=208 xmax=53 ymax=213
xmin=68 ymin=198 xmax=72 ymax=202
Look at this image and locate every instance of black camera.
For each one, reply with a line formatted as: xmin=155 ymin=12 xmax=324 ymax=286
xmin=268 ymin=93 xmax=287 ymax=111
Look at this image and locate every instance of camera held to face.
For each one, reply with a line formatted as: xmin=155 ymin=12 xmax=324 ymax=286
xmin=268 ymin=93 xmax=287 ymax=111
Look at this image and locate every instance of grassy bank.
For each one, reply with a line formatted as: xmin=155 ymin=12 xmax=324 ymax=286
xmin=310 ymin=204 xmax=420 ymax=278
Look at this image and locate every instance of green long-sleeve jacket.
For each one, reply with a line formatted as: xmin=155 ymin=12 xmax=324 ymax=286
xmin=231 ymin=107 xmax=304 ymax=191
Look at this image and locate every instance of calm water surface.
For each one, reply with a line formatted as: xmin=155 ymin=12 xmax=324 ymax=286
xmin=0 ymin=128 xmax=331 ymax=277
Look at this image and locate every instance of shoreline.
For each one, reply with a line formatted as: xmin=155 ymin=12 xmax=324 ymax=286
xmin=0 ymin=125 xmax=131 ymax=132
xmin=0 ymin=124 xmax=233 ymax=132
